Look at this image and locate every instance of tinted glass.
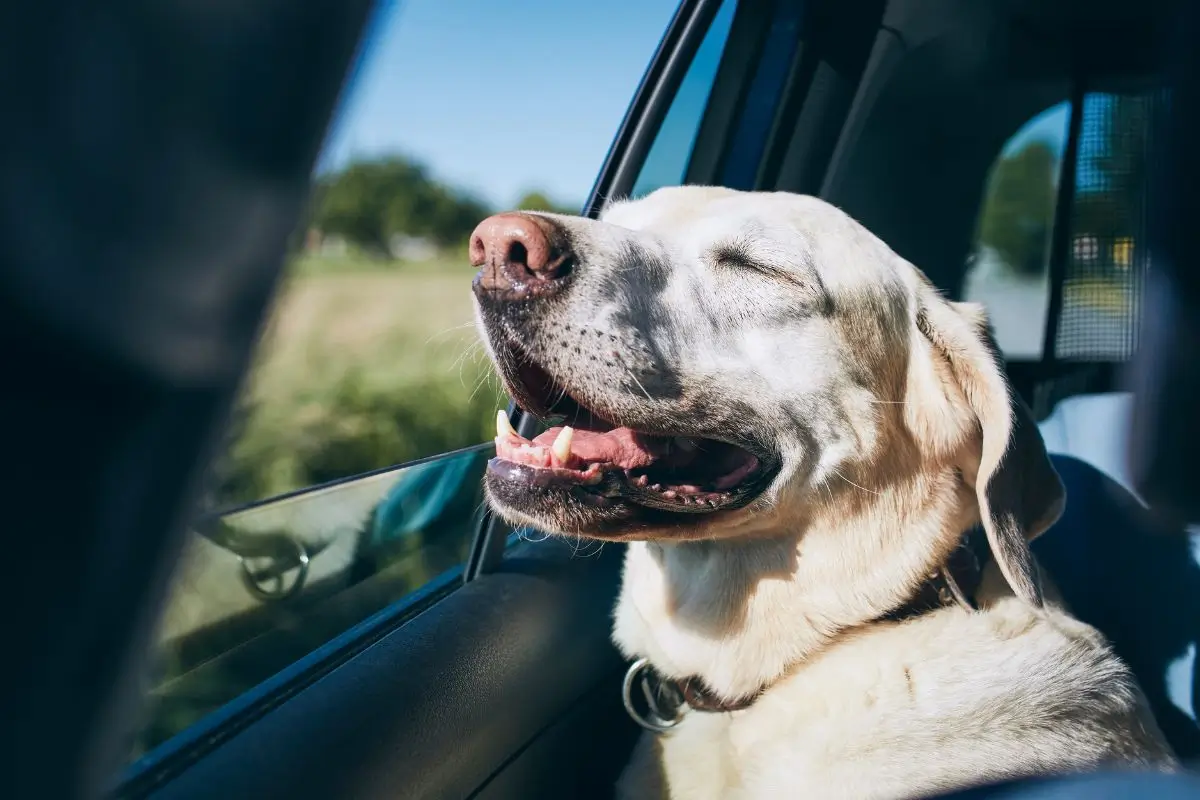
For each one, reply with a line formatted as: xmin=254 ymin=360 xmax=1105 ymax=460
xmin=630 ymin=0 xmax=738 ymax=199
xmin=965 ymin=91 xmax=1163 ymax=363
xmin=964 ymin=103 xmax=1068 ymax=359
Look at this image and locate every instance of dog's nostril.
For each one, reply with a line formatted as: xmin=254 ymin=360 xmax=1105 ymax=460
xmin=506 ymin=241 xmax=529 ymax=270
xmin=468 ymin=233 xmax=487 ymax=267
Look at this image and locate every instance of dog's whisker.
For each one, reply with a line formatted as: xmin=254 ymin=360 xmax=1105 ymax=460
xmin=467 ymin=367 xmax=501 ymax=405
xmin=833 ymin=468 xmax=880 ymax=496
xmin=423 ymin=320 xmax=479 ymax=345
xmin=518 ymin=526 xmax=551 ymax=544
xmin=627 ymin=371 xmax=655 ymax=403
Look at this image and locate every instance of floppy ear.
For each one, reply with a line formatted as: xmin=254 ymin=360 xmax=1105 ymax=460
xmin=916 ymin=288 xmax=1065 ymax=608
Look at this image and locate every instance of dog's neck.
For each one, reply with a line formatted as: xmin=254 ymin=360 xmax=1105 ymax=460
xmin=611 ymin=466 xmax=978 ymax=701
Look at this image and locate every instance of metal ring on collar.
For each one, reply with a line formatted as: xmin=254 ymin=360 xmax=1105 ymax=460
xmin=622 ymin=658 xmax=683 ymax=733
xmin=238 ymin=536 xmax=310 ymax=601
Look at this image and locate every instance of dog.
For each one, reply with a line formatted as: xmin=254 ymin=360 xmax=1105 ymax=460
xmin=468 ymin=185 xmax=1177 ymax=799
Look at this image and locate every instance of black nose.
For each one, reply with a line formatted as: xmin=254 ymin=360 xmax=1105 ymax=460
xmin=469 ymin=212 xmax=573 ymax=300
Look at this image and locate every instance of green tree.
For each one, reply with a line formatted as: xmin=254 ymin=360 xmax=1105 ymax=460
xmin=312 ymin=156 xmax=492 ymax=254
xmin=515 ymin=190 xmax=578 ymax=215
xmin=977 ymin=140 xmax=1059 ymax=278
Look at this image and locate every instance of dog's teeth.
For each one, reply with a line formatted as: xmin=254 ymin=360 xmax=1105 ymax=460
xmin=496 ymin=409 xmax=515 ymax=439
xmin=551 ymin=426 xmax=574 ymax=463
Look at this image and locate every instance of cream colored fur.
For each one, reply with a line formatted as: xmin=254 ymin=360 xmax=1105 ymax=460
xmin=475 ymin=186 xmax=1178 ymax=799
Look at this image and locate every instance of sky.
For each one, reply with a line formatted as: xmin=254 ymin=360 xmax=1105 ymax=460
xmin=319 ymin=0 xmax=1076 ymax=210
xmin=1007 ymin=103 xmax=1070 ymax=158
xmin=319 ymin=0 xmax=681 ymax=209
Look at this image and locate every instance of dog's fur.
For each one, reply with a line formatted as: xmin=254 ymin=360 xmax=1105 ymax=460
xmin=473 ymin=186 xmax=1177 ymax=799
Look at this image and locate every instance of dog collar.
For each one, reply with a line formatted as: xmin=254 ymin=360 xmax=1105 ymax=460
xmin=621 ymin=528 xmax=991 ymax=733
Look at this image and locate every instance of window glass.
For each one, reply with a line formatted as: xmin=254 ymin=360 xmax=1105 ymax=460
xmin=966 ymin=89 xmax=1162 ymax=362
xmin=719 ymin=0 xmax=803 ymax=188
xmin=127 ymin=0 xmax=680 ymax=770
xmin=1054 ymin=90 xmax=1163 ymax=361
xmin=964 ymin=102 xmax=1069 ymax=359
xmin=630 ymin=0 xmax=738 ymax=199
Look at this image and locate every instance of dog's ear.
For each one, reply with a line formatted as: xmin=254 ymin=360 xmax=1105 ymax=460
xmin=916 ymin=287 xmax=1065 ymax=608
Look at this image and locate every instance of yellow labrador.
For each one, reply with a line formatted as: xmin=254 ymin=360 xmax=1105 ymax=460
xmin=468 ymin=186 xmax=1176 ymax=799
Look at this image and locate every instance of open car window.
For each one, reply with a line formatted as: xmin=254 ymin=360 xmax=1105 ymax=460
xmin=965 ymin=88 xmax=1163 ymax=372
xmin=123 ymin=0 xmax=684 ymax=774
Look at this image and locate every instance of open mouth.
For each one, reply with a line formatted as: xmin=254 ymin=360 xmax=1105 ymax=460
xmin=488 ymin=355 xmax=770 ymax=514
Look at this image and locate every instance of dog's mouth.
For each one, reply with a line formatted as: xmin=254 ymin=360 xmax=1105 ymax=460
xmin=488 ymin=353 xmax=771 ymax=516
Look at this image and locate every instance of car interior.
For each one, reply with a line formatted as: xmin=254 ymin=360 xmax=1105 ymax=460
xmin=7 ymin=0 xmax=1200 ymax=797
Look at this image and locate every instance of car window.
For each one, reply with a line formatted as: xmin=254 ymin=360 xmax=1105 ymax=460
xmin=630 ymin=0 xmax=738 ymax=199
xmin=1053 ymin=90 xmax=1160 ymax=362
xmin=125 ymin=0 xmax=681 ymax=770
xmin=964 ymin=102 xmax=1069 ymax=359
xmin=965 ymin=89 xmax=1158 ymax=362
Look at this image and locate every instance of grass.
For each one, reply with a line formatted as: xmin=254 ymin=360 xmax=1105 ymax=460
xmin=210 ymin=252 xmax=507 ymax=509
xmin=1062 ymin=276 xmax=1135 ymax=316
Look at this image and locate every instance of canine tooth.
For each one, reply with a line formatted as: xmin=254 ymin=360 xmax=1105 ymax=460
xmin=496 ymin=409 xmax=515 ymax=439
xmin=551 ymin=426 xmax=574 ymax=463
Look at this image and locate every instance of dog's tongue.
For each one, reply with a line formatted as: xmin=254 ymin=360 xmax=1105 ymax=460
xmin=531 ymin=426 xmax=664 ymax=469
xmin=493 ymin=409 xmax=698 ymax=472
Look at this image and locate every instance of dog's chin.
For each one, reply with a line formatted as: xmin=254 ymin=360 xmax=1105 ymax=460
xmin=484 ymin=457 xmax=773 ymax=542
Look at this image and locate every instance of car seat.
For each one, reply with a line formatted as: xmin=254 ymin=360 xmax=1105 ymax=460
xmin=1034 ymin=392 xmax=1200 ymax=759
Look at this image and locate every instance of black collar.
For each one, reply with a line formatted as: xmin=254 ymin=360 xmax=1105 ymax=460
xmin=622 ymin=528 xmax=991 ymax=730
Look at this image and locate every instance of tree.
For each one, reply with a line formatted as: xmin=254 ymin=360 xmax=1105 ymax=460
xmin=977 ymin=140 xmax=1059 ymax=277
xmin=515 ymin=190 xmax=578 ymax=215
xmin=311 ymin=155 xmax=493 ymax=255
xmin=977 ymin=94 xmax=1155 ymax=279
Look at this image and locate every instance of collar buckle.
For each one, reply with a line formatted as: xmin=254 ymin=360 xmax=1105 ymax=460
xmin=622 ymin=658 xmax=685 ymax=733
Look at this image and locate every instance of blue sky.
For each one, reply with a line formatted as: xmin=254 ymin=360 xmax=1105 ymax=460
xmin=320 ymin=0 xmax=1076 ymax=209
xmin=1006 ymin=102 xmax=1070 ymax=158
xmin=320 ymin=0 xmax=681 ymax=209
xmin=1003 ymin=102 xmax=1070 ymax=158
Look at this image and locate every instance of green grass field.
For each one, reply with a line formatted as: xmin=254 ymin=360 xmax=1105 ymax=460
xmin=211 ymin=253 xmax=506 ymax=509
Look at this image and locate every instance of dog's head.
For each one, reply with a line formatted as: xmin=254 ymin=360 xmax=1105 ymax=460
xmin=471 ymin=186 xmax=1064 ymax=606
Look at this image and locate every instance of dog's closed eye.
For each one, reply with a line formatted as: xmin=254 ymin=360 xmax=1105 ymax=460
xmin=709 ymin=241 xmax=832 ymax=314
xmin=711 ymin=243 xmax=762 ymax=272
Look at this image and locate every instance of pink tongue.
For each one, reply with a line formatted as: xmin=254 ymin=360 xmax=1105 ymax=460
xmin=532 ymin=426 xmax=663 ymax=469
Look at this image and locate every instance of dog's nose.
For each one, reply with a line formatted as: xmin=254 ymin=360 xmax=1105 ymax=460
xmin=469 ymin=213 xmax=573 ymax=299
